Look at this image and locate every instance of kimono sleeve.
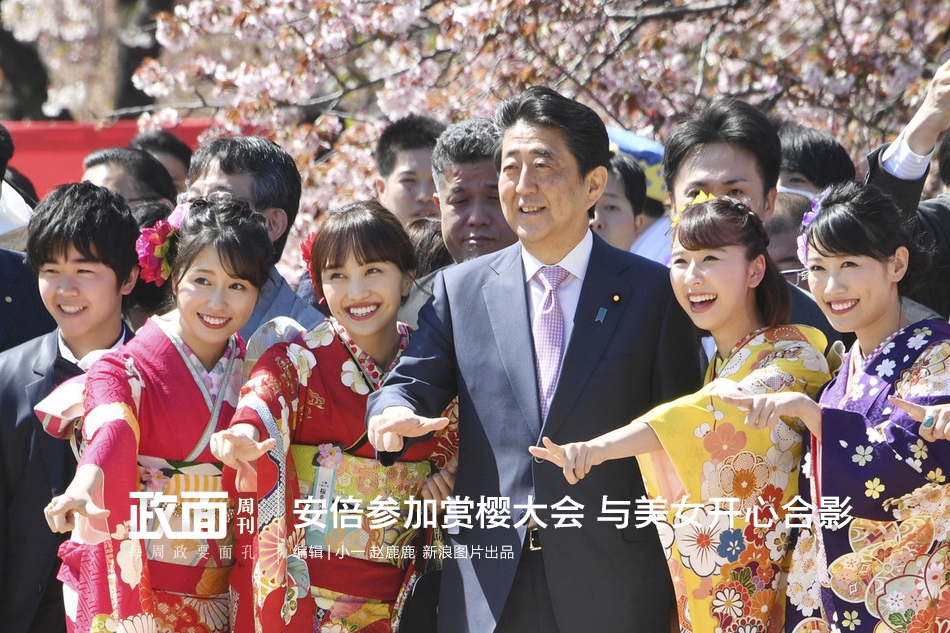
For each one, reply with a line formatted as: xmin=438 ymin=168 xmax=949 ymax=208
xmin=645 ymin=329 xmax=831 ymax=509
xmin=76 ymin=352 xmax=150 ymax=619
xmin=79 ymin=353 xmax=144 ymax=536
xmin=229 ymin=340 xmax=307 ymax=449
xmin=818 ymin=341 xmax=950 ymax=520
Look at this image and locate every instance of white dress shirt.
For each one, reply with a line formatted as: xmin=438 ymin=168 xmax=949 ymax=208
xmin=881 ymin=131 xmax=935 ymax=181
xmin=521 ymin=229 xmax=593 ymax=362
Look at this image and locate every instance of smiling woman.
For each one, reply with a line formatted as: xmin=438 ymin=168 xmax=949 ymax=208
xmin=43 ymin=197 xmax=272 ymax=633
xmin=210 ymin=200 xmax=458 ymax=633
xmin=721 ymin=181 xmax=950 ymax=633
xmin=531 ymin=196 xmax=830 ymax=633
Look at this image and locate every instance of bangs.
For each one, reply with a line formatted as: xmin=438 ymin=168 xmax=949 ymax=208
xmin=306 ymin=201 xmax=416 ymax=301
xmin=30 ymin=234 xmax=101 ymax=268
xmin=320 ymin=223 xmax=404 ymax=270
xmin=807 ymin=206 xmax=892 ymax=261
xmin=215 ymin=237 xmax=270 ymax=289
xmin=675 ymin=204 xmax=743 ymax=252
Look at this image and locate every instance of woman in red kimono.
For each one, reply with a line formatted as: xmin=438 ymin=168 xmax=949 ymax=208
xmin=43 ymin=197 xmax=272 ymax=633
xmin=212 ymin=200 xmax=457 ymax=633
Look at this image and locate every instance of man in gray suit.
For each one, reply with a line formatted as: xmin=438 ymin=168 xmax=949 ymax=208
xmin=368 ymin=87 xmax=701 ymax=633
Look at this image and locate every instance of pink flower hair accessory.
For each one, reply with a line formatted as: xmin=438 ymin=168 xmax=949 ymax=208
xmin=167 ymin=201 xmax=189 ymax=229
xmin=134 ymin=202 xmax=190 ymax=286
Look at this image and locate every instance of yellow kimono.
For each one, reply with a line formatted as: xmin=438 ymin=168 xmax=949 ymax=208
xmin=638 ymin=325 xmax=832 ymax=633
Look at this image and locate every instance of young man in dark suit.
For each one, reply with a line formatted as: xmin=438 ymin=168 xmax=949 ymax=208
xmin=0 ymin=183 xmax=139 ymax=633
xmin=662 ymin=96 xmax=838 ymax=352
xmin=368 ymin=87 xmax=702 ymax=633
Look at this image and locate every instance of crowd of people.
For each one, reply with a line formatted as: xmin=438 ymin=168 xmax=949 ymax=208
xmin=1 ymin=57 xmax=950 ymax=633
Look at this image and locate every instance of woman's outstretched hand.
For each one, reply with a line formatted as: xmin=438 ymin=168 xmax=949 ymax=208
xmin=889 ymin=396 xmax=950 ymax=442
xmin=210 ymin=425 xmax=276 ymax=470
xmin=529 ymin=436 xmax=601 ymax=485
xmin=45 ymin=464 xmax=109 ymax=533
xmin=210 ymin=424 xmax=276 ymax=492
xmin=720 ymin=391 xmax=823 ymax=439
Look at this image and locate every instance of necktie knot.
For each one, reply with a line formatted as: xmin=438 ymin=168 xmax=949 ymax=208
xmin=537 ymin=266 xmax=570 ymax=291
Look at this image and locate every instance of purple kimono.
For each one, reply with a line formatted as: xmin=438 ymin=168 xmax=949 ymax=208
xmin=786 ymin=319 xmax=950 ymax=633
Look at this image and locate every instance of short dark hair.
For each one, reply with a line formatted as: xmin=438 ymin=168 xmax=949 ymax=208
xmin=641 ymin=198 xmax=665 ymax=220
xmin=939 ymin=135 xmax=950 ymax=188
xmin=5 ymin=166 xmax=38 ymax=206
xmin=307 ymin=200 xmax=416 ymax=302
xmin=0 ymin=123 xmax=14 ymax=174
xmin=676 ymin=196 xmax=790 ymax=327
xmin=663 ymin=97 xmax=780 ymax=199
xmin=26 ymin=182 xmax=139 ymax=286
xmin=83 ymin=147 xmax=178 ymax=203
xmin=806 ymin=181 xmax=929 ymax=296
xmin=493 ymin=86 xmax=610 ymax=179
xmin=189 ymin=136 xmax=301 ymax=258
xmin=607 ymin=152 xmax=647 ymax=217
xmin=431 ymin=118 xmax=497 ymax=191
xmin=170 ymin=197 xmax=272 ymax=291
xmin=766 ymin=192 xmax=812 ymax=235
xmin=777 ymin=124 xmax=855 ymax=189
xmin=376 ymin=115 xmax=446 ymax=178
xmin=129 ymin=130 xmax=193 ymax=171
xmin=405 ymin=217 xmax=453 ymax=277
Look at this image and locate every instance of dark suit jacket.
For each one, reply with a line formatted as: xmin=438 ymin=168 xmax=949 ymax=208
xmin=397 ymin=268 xmax=443 ymax=331
xmin=368 ymin=235 xmax=702 ymax=633
xmin=866 ymin=145 xmax=950 ymax=318
xmin=0 ymin=249 xmax=56 ymax=353
xmin=0 ymin=333 xmax=73 ymax=633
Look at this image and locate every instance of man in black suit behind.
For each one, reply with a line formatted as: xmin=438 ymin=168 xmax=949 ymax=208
xmin=367 ymin=87 xmax=701 ymax=632
xmin=864 ymin=57 xmax=950 ymax=318
xmin=0 ymin=248 xmax=56 ymax=352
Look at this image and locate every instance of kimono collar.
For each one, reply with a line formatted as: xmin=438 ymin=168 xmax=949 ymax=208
xmin=709 ymin=326 xmax=770 ymax=381
xmin=329 ymin=317 xmax=410 ymax=389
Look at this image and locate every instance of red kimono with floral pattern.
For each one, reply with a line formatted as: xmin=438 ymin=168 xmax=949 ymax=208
xmin=57 ymin=314 xmax=244 ymax=633
xmin=228 ymin=318 xmax=457 ymax=633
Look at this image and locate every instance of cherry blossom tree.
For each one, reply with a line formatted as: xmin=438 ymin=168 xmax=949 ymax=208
xmin=3 ymin=0 xmax=949 ymax=275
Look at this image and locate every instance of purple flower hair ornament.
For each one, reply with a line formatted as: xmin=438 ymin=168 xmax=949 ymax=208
xmin=795 ymin=187 xmax=831 ymax=267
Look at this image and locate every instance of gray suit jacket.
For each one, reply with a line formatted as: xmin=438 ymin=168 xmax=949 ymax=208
xmin=368 ymin=235 xmax=702 ymax=633
xmin=240 ymin=266 xmax=325 ymax=341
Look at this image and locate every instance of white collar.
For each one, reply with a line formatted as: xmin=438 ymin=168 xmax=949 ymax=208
xmin=58 ymin=325 xmax=128 ymax=370
xmin=521 ymin=229 xmax=593 ymax=284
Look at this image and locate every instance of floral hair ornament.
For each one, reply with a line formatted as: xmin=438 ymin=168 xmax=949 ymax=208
xmin=795 ymin=187 xmax=831 ymax=267
xmin=300 ymin=228 xmax=328 ymax=304
xmin=135 ymin=201 xmax=189 ymax=286
xmin=670 ymin=190 xmax=716 ymax=230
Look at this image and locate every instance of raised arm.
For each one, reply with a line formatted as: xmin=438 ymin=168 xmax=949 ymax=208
xmin=867 ymin=58 xmax=950 ymax=217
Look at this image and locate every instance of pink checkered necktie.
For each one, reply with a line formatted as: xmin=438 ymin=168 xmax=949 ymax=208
xmin=533 ymin=265 xmax=571 ymax=421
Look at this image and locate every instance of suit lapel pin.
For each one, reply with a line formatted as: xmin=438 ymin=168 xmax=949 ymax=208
xmin=612 ymin=294 xmax=621 ymax=304
xmin=595 ymin=307 xmax=607 ymax=323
